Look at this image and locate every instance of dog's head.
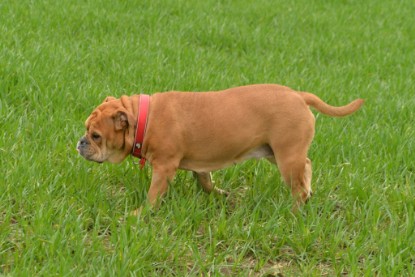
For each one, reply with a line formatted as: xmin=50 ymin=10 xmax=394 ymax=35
xmin=77 ymin=96 xmax=136 ymax=163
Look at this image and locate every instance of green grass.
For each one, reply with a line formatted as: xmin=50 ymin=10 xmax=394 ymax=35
xmin=1 ymin=0 xmax=415 ymax=275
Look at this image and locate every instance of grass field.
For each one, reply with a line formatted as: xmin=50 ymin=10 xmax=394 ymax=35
xmin=1 ymin=0 xmax=415 ymax=275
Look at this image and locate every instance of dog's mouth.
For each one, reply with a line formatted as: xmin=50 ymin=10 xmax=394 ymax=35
xmin=85 ymin=155 xmax=104 ymax=164
xmin=81 ymin=153 xmax=104 ymax=164
xmin=77 ymin=144 xmax=104 ymax=164
xmin=93 ymin=160 xmax=104 ymax=164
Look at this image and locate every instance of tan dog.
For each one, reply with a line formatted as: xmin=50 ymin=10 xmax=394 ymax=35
xmin=77 ymin=84 xmax=363 ymax=211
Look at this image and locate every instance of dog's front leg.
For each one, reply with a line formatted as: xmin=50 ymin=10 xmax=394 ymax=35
xmin=130 ymin=162 xmax=177 ymax=216
xmin=147 ymin=164 xmax=177 ymax=207
xmin=129 ymin=164 xmax=177 ymax=217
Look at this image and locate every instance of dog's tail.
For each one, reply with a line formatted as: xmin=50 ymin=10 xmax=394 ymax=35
xmin=299 ymin=92 xmax=364 ymax=117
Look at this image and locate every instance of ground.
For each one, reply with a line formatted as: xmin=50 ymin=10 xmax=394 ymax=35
xmin=1 ymin=0 xmax=415 ymax=275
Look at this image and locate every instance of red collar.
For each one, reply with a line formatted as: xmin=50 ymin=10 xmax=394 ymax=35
xmin=132 ymin=94 xmax=150 ymax=168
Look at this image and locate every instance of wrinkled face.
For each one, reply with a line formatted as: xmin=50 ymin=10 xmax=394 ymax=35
xmin=77 ymin=98 xmax=135 ymax=164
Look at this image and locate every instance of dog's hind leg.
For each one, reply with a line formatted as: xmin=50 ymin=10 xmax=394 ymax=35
xmin=271 ymin=146 xmax=313 ymax=210
xmin=193 ymin=171 xmax=229 ymax=196
xmin=283 ymin=156 xmax=312 ymax=209
xmin=304 ymin=158 xmax=313 ymax=200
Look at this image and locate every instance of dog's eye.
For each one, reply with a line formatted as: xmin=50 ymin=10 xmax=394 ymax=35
xmin=92 ymin=133 xmax=101 ymax=141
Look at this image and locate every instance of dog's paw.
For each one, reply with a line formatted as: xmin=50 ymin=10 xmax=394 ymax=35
xmin=214 ymin=187 xmax=230 ymax=196
xmin=130 ymin=207 xmax=143 ymax=217
xmin=118 ymin=207 xmax=144 ymax=224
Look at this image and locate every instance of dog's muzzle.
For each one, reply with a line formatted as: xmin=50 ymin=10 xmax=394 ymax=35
xmin=77 ymin=136 xmax=89 ymax=153
xmin=77 ymin=137 xmax=103 ymax=163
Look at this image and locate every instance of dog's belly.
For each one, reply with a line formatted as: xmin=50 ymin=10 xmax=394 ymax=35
xmin=179 ymin=145 xmax=274 ymax=172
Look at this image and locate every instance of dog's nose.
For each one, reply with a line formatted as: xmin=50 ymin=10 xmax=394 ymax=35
xmin=77 ymin=137 xmax=89 ymax=151
xmin=79 ymin=137 xmax=89 ymax=146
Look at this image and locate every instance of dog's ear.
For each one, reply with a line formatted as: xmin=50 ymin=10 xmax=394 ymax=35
xmin=104 ymin=96 xmax=117 ymax=103
xmin=113 ymin=111 xmax=129 ymax=131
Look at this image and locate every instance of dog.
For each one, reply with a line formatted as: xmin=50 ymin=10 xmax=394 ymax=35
xmin=77 ymin=84 xmax=363 ymax=212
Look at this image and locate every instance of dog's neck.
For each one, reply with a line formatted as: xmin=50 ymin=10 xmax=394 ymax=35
xmin=131 ymin=94 xmax=150 ymax=168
